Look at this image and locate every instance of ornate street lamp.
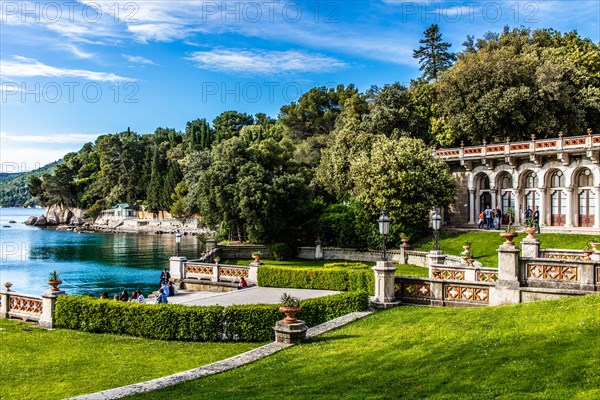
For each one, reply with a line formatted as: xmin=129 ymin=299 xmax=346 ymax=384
xmin=432 ymin=208 xmax=442 ymax=250
xmin=175 ymin=230 xmax=182 ymax=257
xmin=377 ymin=208 xmax=391 ymax=261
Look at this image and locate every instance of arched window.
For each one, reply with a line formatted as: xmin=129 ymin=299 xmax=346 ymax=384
xmin=577 ymin=169 xmax=593 ymax=187
xmin=550 ymin=170 xmax=565 ymax=188
xmin=479 ymin=175 xmax=490 ymax=190
xmin=499 ymin=174 xmax=512 ymax=190
xmin=524 ymin=172 xmax=538 ymax=188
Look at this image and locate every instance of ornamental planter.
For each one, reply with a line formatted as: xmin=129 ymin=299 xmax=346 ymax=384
xmin=500 ymin=232 xmax=519 ymax=246
xmin=583 ymin=249 xmax=594 ymax=261
xmin=47 ymin=279 xmax=62 ymax=292
xmin=4 ymin=282 xmax=12 ymax=292
xmin=463 ymin=245 xmax=471 ymax=251
xmin=524 ymin=227 xmax=537 ymax=239
xmin=279 ymin=306 xmax=301 ymax=324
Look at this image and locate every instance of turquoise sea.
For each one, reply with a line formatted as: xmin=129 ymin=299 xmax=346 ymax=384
xmin=0 ymin=208 xmax=204 ymax=297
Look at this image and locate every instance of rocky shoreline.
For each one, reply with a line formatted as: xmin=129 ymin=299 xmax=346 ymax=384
xmin=24 ymin=204 xmax=209 ymax=236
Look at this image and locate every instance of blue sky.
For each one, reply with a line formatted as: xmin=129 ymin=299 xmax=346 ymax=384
xmin=1 ymin=0 xmax=599 ymax=169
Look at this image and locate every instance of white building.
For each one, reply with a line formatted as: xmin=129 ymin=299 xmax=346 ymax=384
xmin=438 ymin=132 xmax=599 ymax=232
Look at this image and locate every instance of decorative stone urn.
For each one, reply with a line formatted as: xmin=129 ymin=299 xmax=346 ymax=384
xmin=500 ymin=232 xmax=519 ymax=246
xmin=47 ymin=280 xmax=62 ymax=292
xmin=4 ymin=282 xmax=13 ymax=292
xmin=524 ymin=227 xmax=537 ymax=239
xmin=583 ymin=249 xmax=594 ymax=261
xmin=279 ymin=306 xmax=301 ymax=324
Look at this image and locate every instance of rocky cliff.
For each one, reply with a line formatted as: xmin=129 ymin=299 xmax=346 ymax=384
xmin=25 ymin=204 xmax=86 ymax=226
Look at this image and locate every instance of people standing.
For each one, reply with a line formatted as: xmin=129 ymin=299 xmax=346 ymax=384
xmin=533 ymin=205 xmax=541 ymax=234
xmin=484 ymin=206 xmax=493 ymax=230
xmin=525 ymin=206 xmax=533 ymax=225
xmin=495 ymin=207 xmax=503 ymax=230
xmin=478 ymin=211 xmax=485 ymax=229
xmin=160 ymin=269 xmax=171 ymax=284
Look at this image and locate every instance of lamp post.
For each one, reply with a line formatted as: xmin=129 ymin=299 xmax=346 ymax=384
xmin=432 ymin=208 xmax=442 ymax=251
xmin=377 ymin=208 xmax=391 ymax=261
xmin=175 ymin=230 xmax=181 ymax=257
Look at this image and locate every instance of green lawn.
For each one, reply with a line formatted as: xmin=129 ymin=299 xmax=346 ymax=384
xmin=223 ymin=258 xmax=428 ymax=277
xmin=412 ymin=231 xmax=596 ymax=267
xmin=127 ymin=294 xmax=600 ymax=400
xmin=0 ymin=320 xmax=260 ymax=400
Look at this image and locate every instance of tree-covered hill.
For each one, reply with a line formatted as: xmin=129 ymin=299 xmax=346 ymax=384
xmin=0 ymin=161 xmax=61 ymax=207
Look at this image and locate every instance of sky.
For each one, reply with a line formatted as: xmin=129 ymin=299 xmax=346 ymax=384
xmin=1 ymin=0 xmax=599 ymax=170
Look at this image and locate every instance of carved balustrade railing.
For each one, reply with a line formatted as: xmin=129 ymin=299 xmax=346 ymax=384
xmin=435 ymin=133 xmax=600 ymax=161
xmin=7 ymin=293 xmax=43 ymax=321
xmin=521 ymin=258 xmax=598 ymax=291
xmin=184 ymin=262 xmax=249 ymax=283
xmin=395 ymin=276 xmax=494 ymax=306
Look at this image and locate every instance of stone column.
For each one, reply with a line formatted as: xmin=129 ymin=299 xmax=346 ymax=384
xmin=490 ymin=189 xmax=497 ymax=209
xmin=39 ymin=290 xmax=66 ymax=329
xmin=169 ymin=256 xmax=187 ymax=280
xmin=594 ymin=187 xmax=600 ymax=230
xmin=468 ymin=189 xmax=476 ymax=224
xmin=212 ymin=264 xmax=219 ymax=282
xmin=514 ymin=189 xmax=522 ymax=224
xmin=491 ymin=245 xmax=521 ymax=305
xmin=538 ymin=188 xmax=547 ymax=228
xmin=564 ymin=187 xmax=573 ymax=227
xmin=371 ymin=260 xmax=400 ymax=308
xmin=521 ymin=237 xmax=540 ymax=258
xmin=0 ymin=291 xmax=9 ymax=319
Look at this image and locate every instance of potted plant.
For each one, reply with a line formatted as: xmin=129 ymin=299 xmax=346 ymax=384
xmin=583 ymin=245 xmax=594 ymax=261
xmin=460 ymin=249 xmax=474 ymax=266
xmin=500 ymin=211 xmax=519 ymax=246
xmin=400 ymin=233 xmax=410 ymax=245
xmin=279 ymin=292 xmax=301 ymax=324
xmin=3 ymin=282 xmax=12 ymax=292
xmin=523 ymin=217 xmax=537 ymax=239
xmin=214 ymin=256 xmax=221 ymax=264
xmin=463 ymin=241 xmax=471 ymax=251
xmin=47 ymin=270 xmax=62 ymax=292
xmin=251 ymin=251 xmax=262 ymax=262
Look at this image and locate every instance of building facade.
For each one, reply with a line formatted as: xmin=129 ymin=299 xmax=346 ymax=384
xmin=437 ymin=132 xmax=599 ymax=231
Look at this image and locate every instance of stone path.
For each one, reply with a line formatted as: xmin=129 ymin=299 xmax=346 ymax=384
xmin=66 ymin=311 xmax=373 ymax=400
xmin=166 ymin=286 xmax=339 ymax=307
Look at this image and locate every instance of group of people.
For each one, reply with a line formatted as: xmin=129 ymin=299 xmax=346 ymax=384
xmin=98 ymin=290 xmax=146 ymax=303
xmin=477 ymin=206 xmax=503 ymax=230
xmin=156 ymin=268 xmax=176 ymax=303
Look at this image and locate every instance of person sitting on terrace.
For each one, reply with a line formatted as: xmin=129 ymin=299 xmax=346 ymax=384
xmin=155 ymin=288 xmax=168 ymax=304
xmin=100 ymin=291 xmax=109 ymax=299
xmin=120 ymin=290 xmax=129 ymax=302
xmin=237 ymin=277 xmax=249 ymax=290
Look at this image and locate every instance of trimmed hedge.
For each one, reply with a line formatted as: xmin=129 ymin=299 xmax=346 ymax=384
xmin=257 ymin=266 xmax=374 ymax=294
xmin=54 ymin=291 xmax=369 ymax=342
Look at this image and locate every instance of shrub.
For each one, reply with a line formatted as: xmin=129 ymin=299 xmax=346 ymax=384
xmin=269 ymin=243 xmax=294 ymax=261
xmin=257 ymin=266 xmax=374 ymax=294
xmin=323 ymin=262 xmax=370 ymax=269
xmin=54 ymin=291 xmax=369 ymax=342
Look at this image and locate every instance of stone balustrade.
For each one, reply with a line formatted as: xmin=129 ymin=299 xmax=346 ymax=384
xmin=170 ymin=258 xmax=258 ymax=285
xmin=0 ymin=288 xmax=65 ymax=328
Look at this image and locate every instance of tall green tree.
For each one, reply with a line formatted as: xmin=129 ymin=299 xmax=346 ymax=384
xmin=413 ymin=24 xmax=456 ymax=81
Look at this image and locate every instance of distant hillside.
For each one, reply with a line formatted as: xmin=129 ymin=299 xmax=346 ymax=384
xmin=0 ymin=161 xmax=61 ymax=207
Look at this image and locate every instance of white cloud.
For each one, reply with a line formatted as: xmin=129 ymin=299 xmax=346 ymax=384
xmin=1 ymin=131 xmax=100 ymax=144
xmin=122 ymin=54 xmax=157 ymax=65
xmin=64 ymin=44 xmax=95 ymax=59
xmin=187 ymin=49 xmax=347 ymax=74
xmin=1 ymin=56 xmax=134 ymax=82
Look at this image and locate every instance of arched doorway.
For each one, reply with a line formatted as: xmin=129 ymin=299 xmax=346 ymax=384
xmin=549 ymin=170 xmax=566 ymax=226
xmin=523 ymin=171 xmax=539 ymax=218
xmin=498 ymin=172 xmax=514 ymax=225
xmin=576 ymin=169 xmax=595 ymax=227
xmin=478 ymin=174 xmax=491 ymax=216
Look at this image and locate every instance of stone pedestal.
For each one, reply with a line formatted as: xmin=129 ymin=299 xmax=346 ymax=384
xmin=169 ymin=256 xmax=187 ymax=280
xmin=274 ymin=320 xmax=307 ymax=344
xmin=521 ymin=238 xmax=540 ymax=258
xmin=0 ymin=291 xmax=9 ymax=319
xmin=427 ymin=250 xmax=446 ymax=267
xmin=492 ymin=245 xmax=522 ymax=305
xmin=248 ymin=266 xmax=258 ymax=285
xmin=399 ymin=243 xmax=410 ymax=264
xmin=371 ymin=260 xmax=400 ymax=309
xmin=39 ymin=290 xmax=66 ymax=328
xmin=315 ymin=242 xmax=323 ymax=260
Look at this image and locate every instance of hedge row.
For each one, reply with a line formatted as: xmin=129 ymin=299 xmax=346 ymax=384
xmin=54 ymin=291 xmax=369 ymax=342
xmin=257 ymin=266 xmax=375 ymax=294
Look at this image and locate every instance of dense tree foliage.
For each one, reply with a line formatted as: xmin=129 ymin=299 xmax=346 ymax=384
xmin=24 ymin=27 xmax=596 ymax=247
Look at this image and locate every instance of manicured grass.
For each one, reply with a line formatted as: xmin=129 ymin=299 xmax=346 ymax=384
xmin=0 ymin=320 xmax=260 ymax=400
xmin=223 ymin=258 xmax=428 ymax=277
xmin=412 ymin=231 xmax=596 ymax=267
xmin=128 ymin=294 xmax=600 ymax=399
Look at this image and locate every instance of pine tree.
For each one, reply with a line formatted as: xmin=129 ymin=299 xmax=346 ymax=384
xmin=413 ymin=24 xmax=456 ymax=81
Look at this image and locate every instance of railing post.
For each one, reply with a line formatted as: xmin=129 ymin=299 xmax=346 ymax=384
xmin=427 ymin=250 xmax=446 ymax=268
xmin=212 ymin=264 xmax=219 ymax=282
xmin=371 ymin=260 xmax=400 ymax=309
xmin=170 ymin=256 xmax=187 ymax=280
xmin=0 ymin=290 xmax=9 ymax=319
xmin=491 ymin=244 xmax=521 ymax=305
xmin=521 ymin=237 xmax=540 ymax=258
xmin=248 ymin=266 xmax=258 ymax=285
xmin=400 ymin=242 xmax=410 ymax=264
xmin=39 ymin=290 xmax=66 ymax=329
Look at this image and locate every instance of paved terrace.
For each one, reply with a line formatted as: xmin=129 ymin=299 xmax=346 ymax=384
xmin=165 ymin=286 xmax=339 ymax=306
